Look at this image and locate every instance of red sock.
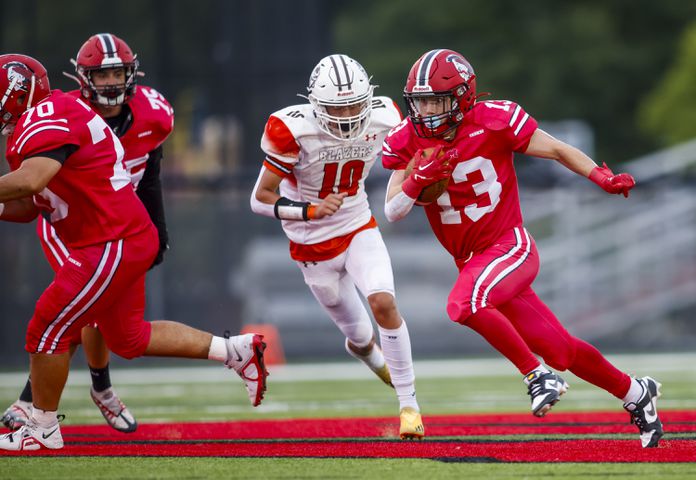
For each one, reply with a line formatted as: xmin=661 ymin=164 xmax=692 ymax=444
xmin=461 ymin=308 xmax=540 ymax=375
xmin=567 ymin=339 xmax=631 ymax=398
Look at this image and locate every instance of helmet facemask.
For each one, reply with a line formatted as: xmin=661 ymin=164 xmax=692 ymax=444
xmin=308 ymin=90 xmax=373 ymax=140
xmin=404 ymin=90 xmax=465 ymax=138
xmin=304 ymin=54 xmax=375 ymax=141
xmin=76 ymin=62 xmax=138 ymax=107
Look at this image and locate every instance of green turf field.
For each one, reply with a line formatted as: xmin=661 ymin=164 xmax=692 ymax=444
xmin=1 ymin=353 xmax=695 ymax=478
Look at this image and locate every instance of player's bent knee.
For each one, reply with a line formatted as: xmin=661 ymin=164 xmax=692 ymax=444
xmin=447 ymin=299 xmax=474 ymax=325
xmin=104 ymin=329 xmax=150 ymax=360
xmin=367 ymin=292 xmax=398 ymax=322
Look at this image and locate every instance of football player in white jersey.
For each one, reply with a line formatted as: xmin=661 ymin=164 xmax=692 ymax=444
xmin=250 ymin=54 xmax=424 ymax=439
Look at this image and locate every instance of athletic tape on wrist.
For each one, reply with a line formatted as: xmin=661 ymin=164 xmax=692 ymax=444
xmin=274 ymin=196 xmax=310 ymax=221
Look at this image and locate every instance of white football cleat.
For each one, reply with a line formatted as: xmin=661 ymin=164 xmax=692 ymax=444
xmin=0 ymin=421 xmax=63 ymax=451
xmin=90 ymin=387 xmax=138 ymax=433
xmin=1 ymin=400 xmax=32 ymax=431
xmin=224 ymin=333 xmax=268 ymax=407
xmin=524 ymin=370 xmax=569 ymax=417
xmin=623 ymin=376 xmax=664 ymax=448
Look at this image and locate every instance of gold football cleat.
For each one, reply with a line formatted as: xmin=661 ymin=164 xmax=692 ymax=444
xmin=399 ymin=407 xmax=425 ymax=440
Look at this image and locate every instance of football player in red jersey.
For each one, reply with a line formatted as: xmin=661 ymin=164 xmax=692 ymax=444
xmin=0 ymin=54 xmax=268 ymax=451
xmin=383 ymin=49 xmax=661 ymax=448
xmin=1 ymin=33 xmax=174 ymax=435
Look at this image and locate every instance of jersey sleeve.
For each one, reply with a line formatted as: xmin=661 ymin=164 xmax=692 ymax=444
xmin=381 ymin=118 xmax=413 ymax=170
xmin=260 ymin=114 xmax=300 ymax=178
xmin=137 ymin=86 xmax=175 ymax=148
xmin=13 ymin=101 xmax=78 ymax=160
xmin=475 ymin=100 xmax=538 ymax=152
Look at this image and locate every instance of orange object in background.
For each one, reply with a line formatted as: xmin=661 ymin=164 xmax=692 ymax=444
xmin=240 ymin=324 xmax=286 ymax=365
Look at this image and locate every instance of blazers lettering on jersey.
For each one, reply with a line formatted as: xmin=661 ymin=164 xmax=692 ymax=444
xmin=15 ymin=119 xmax=69 ymax=154
xmin=37 ymin=240 xmax=123 ymax=354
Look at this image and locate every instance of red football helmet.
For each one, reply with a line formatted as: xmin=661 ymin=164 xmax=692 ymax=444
xmin=403 ymin=49 xmax=477 ymax=138
xmin=72 ymin=33 xmax=139 ymax=106
xmin=0 ymin=54 xmax=51 ymax=134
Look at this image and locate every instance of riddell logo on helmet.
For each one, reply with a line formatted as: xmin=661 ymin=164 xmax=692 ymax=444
xmin=337 ymin=90 xmax=355 ymax=97
xmin=411 ymin=85 xmax=432 ymax=92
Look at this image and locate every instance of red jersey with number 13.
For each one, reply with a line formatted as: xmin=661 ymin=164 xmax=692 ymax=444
xmin=5 ymin=90 xmax=152 ymax=248
xmin=382 ymin=100 xmax=538 ymax=261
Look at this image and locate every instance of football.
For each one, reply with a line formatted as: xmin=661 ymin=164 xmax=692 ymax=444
xmin=416 ymin=177 xmax=450 ymax=205
xmin=404 ymin=147 xmax=450 ymax=206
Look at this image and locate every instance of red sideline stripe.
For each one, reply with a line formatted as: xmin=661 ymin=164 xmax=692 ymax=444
xmin=4 ymin=439 xmax=696 ymax=462
xmin=55 ymin=410 xmax=696 ymax=441
xmin=3 ymin=410 xmax=694 ymax=461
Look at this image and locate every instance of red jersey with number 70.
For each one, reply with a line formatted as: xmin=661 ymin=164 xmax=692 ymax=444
xmin=5 ymin=89 xmax=152 ymax=248
xmin=382 ymin=100 xmax=538 ymax=261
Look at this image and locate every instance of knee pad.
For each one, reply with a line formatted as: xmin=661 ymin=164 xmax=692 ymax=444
xmin=447 ymin=297 xmax=474 ymax=325
xmin=308 ymin=282 xmax=341 ymax=308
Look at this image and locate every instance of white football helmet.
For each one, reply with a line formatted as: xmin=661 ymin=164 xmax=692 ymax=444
xmin=305 ymin=54 xmax=374 ymax=141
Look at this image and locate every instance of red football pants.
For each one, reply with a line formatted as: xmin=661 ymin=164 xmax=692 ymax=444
xmin=26 ymin=224 xmax=158 ymax=359
xmin=447 ymin=227 xmax=630 ymax=398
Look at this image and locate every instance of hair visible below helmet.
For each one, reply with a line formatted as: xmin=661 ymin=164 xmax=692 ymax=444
xmin=305 ymin=54 xmax=374 ymax=141
xmin=403 ymin=49 xmax=477 ymax=138
xmin=0 ymin=54 xmax=51 ymax=135
xmin=73 ymin=33 xmax=139 ymax=106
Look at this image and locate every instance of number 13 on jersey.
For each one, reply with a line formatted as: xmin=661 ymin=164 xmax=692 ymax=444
xmin=437 ymin=156 xmax=502 ymax=224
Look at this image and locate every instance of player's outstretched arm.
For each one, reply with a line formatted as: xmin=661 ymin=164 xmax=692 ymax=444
xmin=524 ymin=129 xmax=635 ymax=197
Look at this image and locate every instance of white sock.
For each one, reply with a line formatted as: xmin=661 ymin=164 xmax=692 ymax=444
xmin=31 ymin=407 xmax=58 ymax=428
xmin=525 ymin=364 xmax=550 ymax=378
xmin=378 ymin=321 xmax=419 ymax=411
xmin=208 ymin=336 xmax=227 ymax=362
xmin=622 ymin=377 xmax=643 ymax=404
xmin=345 ymin=338 xmax=385 ymax=369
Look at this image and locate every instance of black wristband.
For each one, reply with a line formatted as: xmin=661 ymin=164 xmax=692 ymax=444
xmin=274 ymin=197 xmax=310 ymax=221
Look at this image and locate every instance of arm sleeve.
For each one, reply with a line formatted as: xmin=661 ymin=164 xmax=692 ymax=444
xmin=136 ymin=145 xmax=168 ymax=267
xmin=27 ymin=144 xmax=78 ymax=164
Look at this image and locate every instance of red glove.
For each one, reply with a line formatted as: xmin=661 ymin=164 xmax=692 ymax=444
xmin=401 ymin=146 xmax=455 ymax=199
xmin=589 ymin=163 xmax=635 ymax=198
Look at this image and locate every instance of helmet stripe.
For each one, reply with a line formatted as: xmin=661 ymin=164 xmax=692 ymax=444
xmin=97 ymin=33 xmax=116 ymax=58
xmin=417 ymin=49 xmax=444 ymax=88
xmin=338 ymin=55 xmax=352 ymax=89
xmin=329 ymin=55 xmax=343 ymax=91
